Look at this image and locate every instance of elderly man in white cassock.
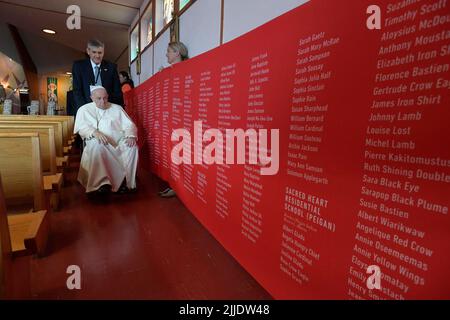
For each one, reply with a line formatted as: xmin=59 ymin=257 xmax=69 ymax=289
xmin=74 ymin=85 xmax=138 ymax=194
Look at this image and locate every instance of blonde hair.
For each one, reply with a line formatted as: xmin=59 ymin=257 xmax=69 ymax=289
xmin=168 ymin=42 xmax=189 ymax=61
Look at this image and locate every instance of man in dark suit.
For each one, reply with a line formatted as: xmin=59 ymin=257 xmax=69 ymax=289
xmin=71 ymin=39 xmax=123 ymax=116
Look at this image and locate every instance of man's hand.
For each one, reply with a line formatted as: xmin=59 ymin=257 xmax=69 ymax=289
xmin=125 ymin=137 xmax=137 ymax=148
xmin=93 ymin=130 xmax=109 ymax=145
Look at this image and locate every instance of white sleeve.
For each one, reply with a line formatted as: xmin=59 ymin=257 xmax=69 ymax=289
xmin=120 ymin=109 xmax=138 ymax=139
xmin=74 ymin=108 xmax=97 ymax=139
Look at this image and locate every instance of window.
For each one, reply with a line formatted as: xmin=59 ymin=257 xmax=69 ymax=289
xmin=130 ymin=0 xmax=196 ymax=59
xmin=141 ymin=3 xmax=153 ymax=49
xmin=164 ymin=0 xmax=175 ymax=24
xmin=179 ymin=0 xmax=190 ymax=10
xmin=130 ymin=24 xmax=139 ymax=62
xmin=155 ymin=0 xmax=174 ymax=35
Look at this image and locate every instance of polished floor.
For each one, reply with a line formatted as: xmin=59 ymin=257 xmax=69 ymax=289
xmin=7 ymin=155 xmax=272 ymax=299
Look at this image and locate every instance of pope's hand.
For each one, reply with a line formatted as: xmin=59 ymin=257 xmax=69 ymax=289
xmin=125 ymin=137 xmax=137 ymax=148
xmin=94 ymin=130 xmax=109 ymax=145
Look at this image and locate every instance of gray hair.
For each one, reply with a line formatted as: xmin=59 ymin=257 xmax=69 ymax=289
xmin=87 ymin=39 xmax=104 ymax=49
xmin=168 ymin=42 xmax=189 ymax=61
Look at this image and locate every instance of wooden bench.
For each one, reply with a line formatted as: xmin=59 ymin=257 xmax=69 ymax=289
xmin=0 ymin=133 xmax=62 ymax=212
xmin=0 ymin=174 xmax=11 ymax=298
xmin=43 ymin=173 xmax=63 ymax=211
xmin=0 ymin=115 xmax=74 ymax=150
xmin=0 ymin=124 xmax=69 ymax=176
xmin=0 ymin=120 xmax=65 ymax=157
xmin=0 ymin=174 xmax=49 ymax=259
xmin=0 ymin=125 xmax=57 ymax=175
xmin=7 ymin=211 xmax=49 ymax=257
xmin=46 ymin=115 xmax=75 ymax=141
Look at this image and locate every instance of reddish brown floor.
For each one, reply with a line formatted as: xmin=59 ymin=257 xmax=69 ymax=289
xmin=6 ymin=155 xmax=272 ymax=300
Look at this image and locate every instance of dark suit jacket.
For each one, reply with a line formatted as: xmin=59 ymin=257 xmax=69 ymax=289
xmin=66 ymin=90 xmax=75 ymax=116
xmin=71 ymin=59 xmax=123 ymax=115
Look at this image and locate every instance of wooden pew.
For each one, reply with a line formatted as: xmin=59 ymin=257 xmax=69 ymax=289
xmin=7 ymin=210 xmax=49 ymax=257
xmin=43 ymin=116 xmax=74 ymax=147
xmin=0 ymin=125 xmax=57 ymax=175
xmin=0 ymin=133 xmax=62 ymax=212
xmin=45 ymin=115 xmax=74 ymax=140
xmin=0 ymin=175 xmax=50 ymax=259
xmin=0 ymin=175 xmax=12 ymax=298
xmin=0 ymin=115 xmax=74 ymax=151
xmin=0 ymin=120 xmax=65 ymax=157
xmin=31 ymin=115 xmax=74 ymax=141
xmin=0 ymin=124 xmax=69 ymax=174
xmin=0 ymin=122 xmax=68 ymax=173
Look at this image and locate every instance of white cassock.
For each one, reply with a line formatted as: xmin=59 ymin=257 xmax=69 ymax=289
xmin=74 ymin=102 xmax=139 ymax=193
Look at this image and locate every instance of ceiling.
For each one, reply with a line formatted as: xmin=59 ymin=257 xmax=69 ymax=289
xmin=0 ymin=0 xmax=144 ymax=74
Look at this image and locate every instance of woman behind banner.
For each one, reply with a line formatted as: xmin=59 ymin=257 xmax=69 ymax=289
xmin=159 ymin=42 xmax=189 ymax=198
xmin=119 ymin=71 xmax=134 ymax=94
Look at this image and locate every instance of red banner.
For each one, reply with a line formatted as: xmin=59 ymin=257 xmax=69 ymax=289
xmin=125 ymin=0 xmax=450 ymax=299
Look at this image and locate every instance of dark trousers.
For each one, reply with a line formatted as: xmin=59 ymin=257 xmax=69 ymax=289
xmin=75 ymin=134 xmax=84 ymax=154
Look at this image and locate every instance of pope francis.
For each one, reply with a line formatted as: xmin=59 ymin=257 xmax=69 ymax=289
xmin=74 ymin=86 xmax=138 ymax=193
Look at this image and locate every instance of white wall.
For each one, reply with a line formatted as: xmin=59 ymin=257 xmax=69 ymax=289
xmin=19 ymin=29 xmax=85 ymax=74
xmin=140 ymin=44 xmax=154 ymax=82
xmin=130 ymin=58 xmax=139 ymax=87
xmin=153 ymin=28 xmax=171 ymax=72
xmin=179 ymin=0 xmax=221 ymax=59
xmin=116 ymin=50 xmax=129 ymax=74
xmin=130 ymin=0 xmax=309 ymax=86
xmin=0 ymin=23 xmax=21 ymax=63
xmin=223 ymin=0 xmax=309 ymax=43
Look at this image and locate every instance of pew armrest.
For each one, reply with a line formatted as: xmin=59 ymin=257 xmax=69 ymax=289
xmin=56 ymin=156 xmax=69 ymax=168
xmin=7 ymin=210 xmax=49 ymax=257
xmin=43 ymin=173 xmax=63 ymax=192
xmin=43 ymin=173 xmax=63 ymax=211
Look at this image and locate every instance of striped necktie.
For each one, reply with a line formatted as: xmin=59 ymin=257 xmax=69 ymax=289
xmin=94 ymin=65 xmax=102 ymax=86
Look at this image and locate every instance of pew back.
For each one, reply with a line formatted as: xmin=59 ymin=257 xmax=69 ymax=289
xmin=0 ymin=175 xmax=12 ymax=298
xmin=0 ymin=120 xmax=64 ymax=157
xmin=1 ymin=174 xmax=50 ymax=261
xmin=0 ymin=115 xmax=72 ymax=147
xmin=0 ymin=125 xmax=57 ymax=174
xmin=0 ymin=133 xmax=45 ymax=211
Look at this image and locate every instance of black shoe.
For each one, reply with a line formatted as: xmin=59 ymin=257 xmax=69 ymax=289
xmin=158 ymin=187 xmax=171 ymax=195
xmin=160 ymin=188 xmax=176 ymax=198
xmin=129 ymin=188 xmax=137 ymax=193
xmin=117 ymin=185 xmax=129 ymax=194
xmin=97 ymin=184 xmax=111 ymax=194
